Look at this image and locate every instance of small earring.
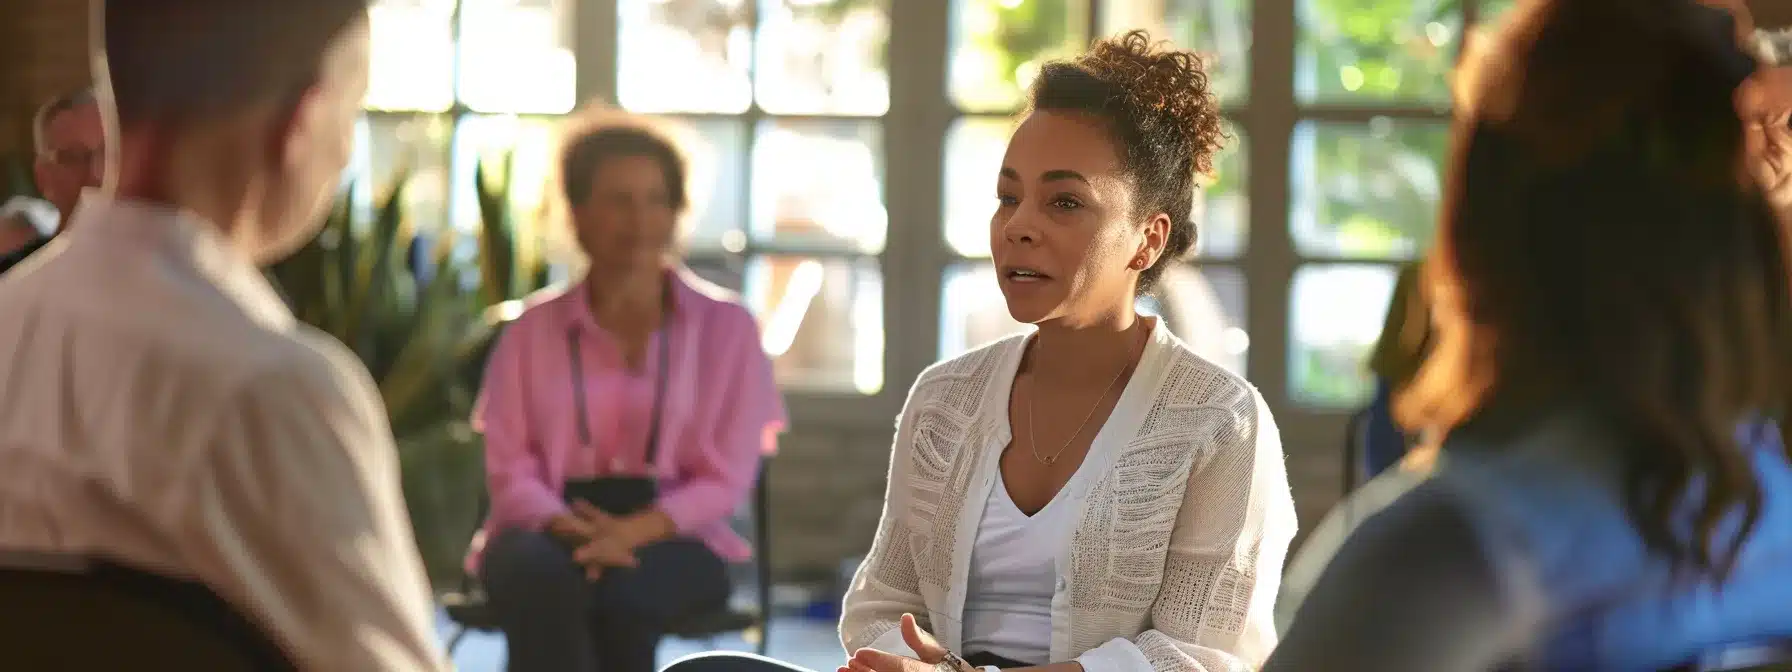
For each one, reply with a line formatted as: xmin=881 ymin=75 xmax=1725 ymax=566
xmin=1130 ymin=258 xmax=1147 ymax=270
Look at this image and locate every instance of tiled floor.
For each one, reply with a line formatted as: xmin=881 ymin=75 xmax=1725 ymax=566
xmin=437 ymin=610 xmax=844 ymax=672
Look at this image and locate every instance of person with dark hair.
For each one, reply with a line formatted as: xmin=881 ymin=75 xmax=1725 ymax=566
xmin=664 ymin=31 xmax=1295 ymax=672
xmin=1266 ymin=0 xmax=1792 ymax=669
xmin=468 ymin=107 xmax=786 ymax=672
xmin=0 ymin=1 xmax=447 ymax=669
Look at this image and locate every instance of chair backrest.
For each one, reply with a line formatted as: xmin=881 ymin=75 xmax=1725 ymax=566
xmin=1342 ymin=408 xmax=1373 ymax=493
xmin=1686 ymin=640 xmax=1792 ymax=671
xmin=0 ymin=553 xmax=297 ymax=671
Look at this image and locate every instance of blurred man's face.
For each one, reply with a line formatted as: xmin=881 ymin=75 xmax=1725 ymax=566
xmin=1744 ymin=67 xmax=1792 ymax=211
xmin=254 ymin=15 xmax=369 ymax=263
xmin=32 ymin=101 xmax=104 ymax=222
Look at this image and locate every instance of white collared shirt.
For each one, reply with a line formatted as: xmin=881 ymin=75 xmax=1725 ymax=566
xmin=0 ymin=194 xmax=449 ymax=671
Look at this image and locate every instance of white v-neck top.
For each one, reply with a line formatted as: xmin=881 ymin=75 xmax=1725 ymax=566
xmin=962 ymin=466 xmax=1089 ymax=665
xmin=840 ymin=318 xmax=1297 ymax=672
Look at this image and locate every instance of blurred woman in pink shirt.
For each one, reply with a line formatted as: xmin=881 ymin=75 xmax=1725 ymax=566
xmin=470 ymin=109 xmax=787 ymax=672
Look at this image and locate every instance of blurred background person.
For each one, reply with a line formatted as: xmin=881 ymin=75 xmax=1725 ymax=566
xmin=1744 ymin=24 xmax=1792 ymax=210
xmin=29 ymin=88 xmax=103 ymax=226
xmin=1267 ymin=0 xmax=1792 ymax=669
xmin=0 ymin=0 xmax=446 ymax=669
xmin=1356 ymin=260 xmax=1435 ymax=482
xmin=1274 ymin=257 xmax=1440 ymax=632
xmin=0 ymin=88 xmax=102 ymax=273
xmin=470 ymin=108 xmax=786 ymax=672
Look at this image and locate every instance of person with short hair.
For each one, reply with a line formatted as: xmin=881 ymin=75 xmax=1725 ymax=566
xmin=31 ymin=88 xmax=104 ymax=223
xmin=0 ymin=89 xmax=103 ymax=271
xmin=1744 ymin=27 xmax=1792 ymax=209
xmin=0 ymin=1 xmax=447 ymax=669
xmin=470 ymin=106 xmax=787 ymax=672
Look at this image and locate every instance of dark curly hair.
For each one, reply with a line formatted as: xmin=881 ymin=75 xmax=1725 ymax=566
xmin=1027 ymin=30 xmax=1227 ymax=293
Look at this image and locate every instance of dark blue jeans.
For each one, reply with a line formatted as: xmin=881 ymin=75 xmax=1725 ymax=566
xmin=664 ymin=652 xmax=816 ymax=672
xmin=480 ymin=529 xmax=728 ymax=672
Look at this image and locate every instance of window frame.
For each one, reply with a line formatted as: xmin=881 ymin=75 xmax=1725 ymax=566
xmin=362 ymin=0 xmax=1502 ymax=434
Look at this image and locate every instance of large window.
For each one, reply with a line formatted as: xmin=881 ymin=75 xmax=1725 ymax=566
xmin=357 ymin=0 xmax=1513 ymax=421
xmin=616 ymin=1 xmax=892 ymax=396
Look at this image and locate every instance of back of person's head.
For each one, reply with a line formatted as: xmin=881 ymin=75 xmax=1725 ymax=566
xmin=95 ymin=0 xmax=372 ymax=262
xmin=1400 ymin=0 xmax=1791 ymax=581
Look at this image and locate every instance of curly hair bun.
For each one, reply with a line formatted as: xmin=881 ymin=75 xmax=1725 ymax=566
xmin=1064 ymin=30 xmax=1226 ymax=175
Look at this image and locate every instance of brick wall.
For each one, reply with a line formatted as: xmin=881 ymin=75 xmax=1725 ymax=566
xmin=765 ymin=427 xmax=895 ymax=583
xmin=0 ymin=0 xmax=91 ymax=155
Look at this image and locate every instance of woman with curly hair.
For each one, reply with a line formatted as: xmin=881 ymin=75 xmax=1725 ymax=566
xmin=666 ymin=31 xmax=1295 ymax=672
xmin=1266 ymin=0 xmax=1792 ymax=669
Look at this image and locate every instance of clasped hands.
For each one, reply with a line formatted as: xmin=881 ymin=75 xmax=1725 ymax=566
xmin=843 ymin=614 xmax=973 ymax=672
xmin=547 ymin=500 xmax=665 ymax=580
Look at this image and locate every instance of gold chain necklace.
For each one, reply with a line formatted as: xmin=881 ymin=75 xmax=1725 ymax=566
xmin=1027 ymin=322 xmax=1140 ymax=466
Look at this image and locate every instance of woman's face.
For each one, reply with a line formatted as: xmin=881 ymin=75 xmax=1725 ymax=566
xmin=570 ymin=154 xmax=678 ymax=274
xmin=990 ymin=111 xmax=1168 ymax=325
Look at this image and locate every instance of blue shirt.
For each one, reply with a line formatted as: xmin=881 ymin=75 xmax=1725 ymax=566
xmin=1270 ymin=416 xmax=1792 ymax=671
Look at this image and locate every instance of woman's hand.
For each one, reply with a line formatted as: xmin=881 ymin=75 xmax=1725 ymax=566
xmin=546 ymin=512 xmax=597 ymax=545
xmin=564 ymin=500 xmax=681 ymax=579
xmin=571 ymin=535 xmax=641 ymax=580
xmin=844 ymin=614 xmax=968 ymax=672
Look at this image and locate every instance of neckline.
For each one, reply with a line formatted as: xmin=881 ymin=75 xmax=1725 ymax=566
xmin=993 ymin=462 xmax=1080 ymax=520
xmin=989 ymin=316 xmax=1167 ymax=452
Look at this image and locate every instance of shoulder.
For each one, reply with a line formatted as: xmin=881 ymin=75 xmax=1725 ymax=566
xmin=671 ymin=268 xmax=760 ymax=333
xmin=1271 ymin=481 xmax=1538 ymax=670
xmin=503 ymin=282 xmax=580 ymax=331
xmin=1159 ymin=337 xmax=1261 ymax=409
xmin=1152 ymin=335 xmax=1270 ymax=435
xmin=905 ymin=331 xmax=1029 ymax=411
xmin=247 ymin=326 xmax=379 ymax=404
xmin=218 ymin=325 xmax=384 ymax=427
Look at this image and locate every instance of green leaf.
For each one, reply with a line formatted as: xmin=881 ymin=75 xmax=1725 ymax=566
xmin=348 ymin=173 xmax=410 ymax=362
xmin=475 ymin=155 xmax=518 ymax=307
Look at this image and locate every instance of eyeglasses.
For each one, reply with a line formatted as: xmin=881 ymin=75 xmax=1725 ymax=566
xmin=40 ymin=147 xmax=101 ymax=170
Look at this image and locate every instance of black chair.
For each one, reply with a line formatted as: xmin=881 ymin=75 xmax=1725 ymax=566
xmin=443 ymin=462 xmax=775 ymax=658
xmin=1341 ymin=408 xmax=1374 ymax=494
xmin=0 ymin=552 xmax=297 ymax=670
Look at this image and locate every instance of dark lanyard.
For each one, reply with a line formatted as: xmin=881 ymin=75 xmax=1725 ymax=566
xmin=565 ymin=321 xmax=672 ymax=469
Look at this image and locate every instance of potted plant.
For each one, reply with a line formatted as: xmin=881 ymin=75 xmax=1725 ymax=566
xmin=268 ymin=155 xmax=549 ymax=589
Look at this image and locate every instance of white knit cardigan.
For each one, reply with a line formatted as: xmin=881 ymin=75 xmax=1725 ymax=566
xmin=840 ymin=322 xmax=1298 ymax=672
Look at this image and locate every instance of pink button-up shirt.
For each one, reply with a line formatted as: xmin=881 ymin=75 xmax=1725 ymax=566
xmin=468 ymin=267 xmax=785 ymax=570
